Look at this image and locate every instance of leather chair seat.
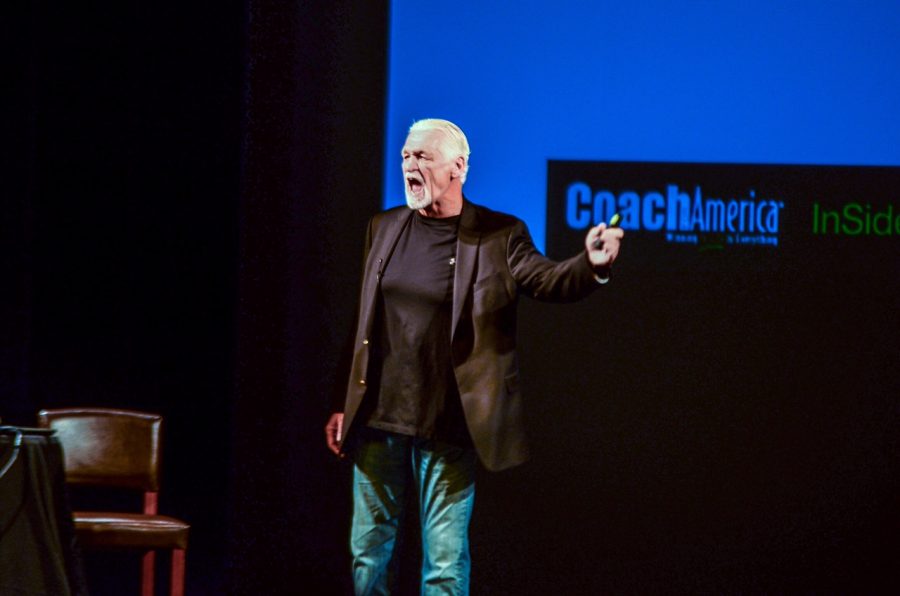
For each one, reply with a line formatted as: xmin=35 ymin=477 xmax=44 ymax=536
xmin=74 ymin=512 xmax=190 ymax=550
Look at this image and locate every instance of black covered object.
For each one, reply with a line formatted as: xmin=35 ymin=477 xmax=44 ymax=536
xmin=0 ymin=427 xmax=88 ymax=596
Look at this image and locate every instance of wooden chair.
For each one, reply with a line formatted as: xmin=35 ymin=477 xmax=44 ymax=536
xmin=38 ymin=408 xmax=189 ymax=596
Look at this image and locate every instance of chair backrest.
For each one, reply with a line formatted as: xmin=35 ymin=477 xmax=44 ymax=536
xmin=37 ymin=408 xmax=163 ymax=493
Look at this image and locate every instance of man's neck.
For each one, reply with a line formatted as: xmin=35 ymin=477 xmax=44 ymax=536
xmin=418 ymin=194 xmax=463 ymax=218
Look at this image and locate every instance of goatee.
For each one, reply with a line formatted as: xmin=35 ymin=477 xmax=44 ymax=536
xmin=405 ymin=192 xmax=432 ymax=211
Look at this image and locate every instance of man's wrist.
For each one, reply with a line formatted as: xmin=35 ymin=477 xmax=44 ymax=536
xmin=592 ymin=267 xmax=611 ymax=284
xmin=583 ymin=250 xmax=611 ymax=284
xmin=591 ymin=254 xmax=612 ymax=283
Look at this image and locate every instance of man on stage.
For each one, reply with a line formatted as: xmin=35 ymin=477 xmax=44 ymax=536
xmin=325 ymin=118 xmax=623 ymax=595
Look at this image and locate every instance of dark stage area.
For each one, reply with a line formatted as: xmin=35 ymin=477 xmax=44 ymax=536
xmin=4 ymin=1 xmax=898 ymax=594
xmin=6 ymin=1 xmax=383 ymax=593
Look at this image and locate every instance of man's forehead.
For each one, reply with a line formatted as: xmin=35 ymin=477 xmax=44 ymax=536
xmin=403 ymin=129 xmax=446 ymax=152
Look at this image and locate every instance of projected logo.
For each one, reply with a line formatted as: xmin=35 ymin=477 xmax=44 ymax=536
xmin=563 ymin=182 xmax=783 ymax=247
xmin=546 ymin=160 xmax=900 ymax=270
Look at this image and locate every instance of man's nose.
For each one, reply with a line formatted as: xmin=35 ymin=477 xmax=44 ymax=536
xmin=404 ymin=157 xmax=418 ymax=171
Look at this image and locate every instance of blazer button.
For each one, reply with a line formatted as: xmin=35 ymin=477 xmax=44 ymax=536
xmin=362 ymin=339 xmax=369 ymax=345
xmin=358 ymin=379 xmax=366 ymax=386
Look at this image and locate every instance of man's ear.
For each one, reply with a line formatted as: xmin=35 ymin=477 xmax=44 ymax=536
xmin=453 ymin=156 xmax=466 ymax=179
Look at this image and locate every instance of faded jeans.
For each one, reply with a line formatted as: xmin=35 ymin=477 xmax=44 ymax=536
xmin=351 ymin=428 xmax=477 ymax=595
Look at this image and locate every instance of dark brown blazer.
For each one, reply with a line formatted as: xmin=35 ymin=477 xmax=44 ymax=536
xmin=340 ymin=199 xmax=602 ymax=471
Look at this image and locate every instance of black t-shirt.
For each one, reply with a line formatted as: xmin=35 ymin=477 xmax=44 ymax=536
xmin=365 ymin=211 xmax=470 ymax=445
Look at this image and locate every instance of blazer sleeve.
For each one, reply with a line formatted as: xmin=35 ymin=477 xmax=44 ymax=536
xmin=328 ymin=216 xmax=377 ymax=413
xmin=506 ymin=218 xmax=599 ymax=302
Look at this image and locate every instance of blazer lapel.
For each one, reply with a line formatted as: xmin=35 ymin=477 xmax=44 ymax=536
xmin=371 ymin=209 xmax=414 ymax=277
xmin=360 ymin=209 xmax=413 ymax=325
xmin=452 ymin=199 xmax=480 ymax=340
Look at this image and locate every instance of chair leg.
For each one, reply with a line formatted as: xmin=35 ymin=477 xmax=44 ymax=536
xmin=170 ymin=549 xmax=187 ymax=596
xmin=141 ymin=550 xmax=156 ymax=596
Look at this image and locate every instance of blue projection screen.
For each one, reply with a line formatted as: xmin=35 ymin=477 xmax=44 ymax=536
xmin=383 ymin=1 xmax=900 ymax=251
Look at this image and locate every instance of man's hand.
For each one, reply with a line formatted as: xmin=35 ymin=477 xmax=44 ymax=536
xmin=585 ymin=222 xmax=624 ymax=269
xmin=325 ymin=412 xmax=345 ymax=457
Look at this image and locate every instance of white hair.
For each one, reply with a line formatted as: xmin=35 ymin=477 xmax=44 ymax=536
xmin=409 ymin=118 xmax=471 ymax=184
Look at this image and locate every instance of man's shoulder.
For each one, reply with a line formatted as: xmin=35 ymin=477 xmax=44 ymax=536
xmin=372 ymin=204 xmax=410 ymax=224
xmin=465 ymin=199 xmax=525 ymax=234
xmin=368 ymin=205 xmax=412 ymax=235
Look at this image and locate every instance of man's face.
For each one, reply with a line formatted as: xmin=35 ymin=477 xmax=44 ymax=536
xmin=402 ymin=129 xmax=460 ymax=210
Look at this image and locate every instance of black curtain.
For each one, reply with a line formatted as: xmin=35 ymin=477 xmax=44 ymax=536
xmin=6 ymin=1 xmax=387 ymax=593
xmin=228 ymin=1 xmax=387 ymax=594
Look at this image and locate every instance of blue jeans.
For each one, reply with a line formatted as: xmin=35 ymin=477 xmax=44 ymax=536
xmin=351 ymin=429 xmax=477 ymax=595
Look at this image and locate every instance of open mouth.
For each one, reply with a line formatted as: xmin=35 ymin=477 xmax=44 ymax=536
xmin=407 ymin=177 xmax=424 ymax=194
